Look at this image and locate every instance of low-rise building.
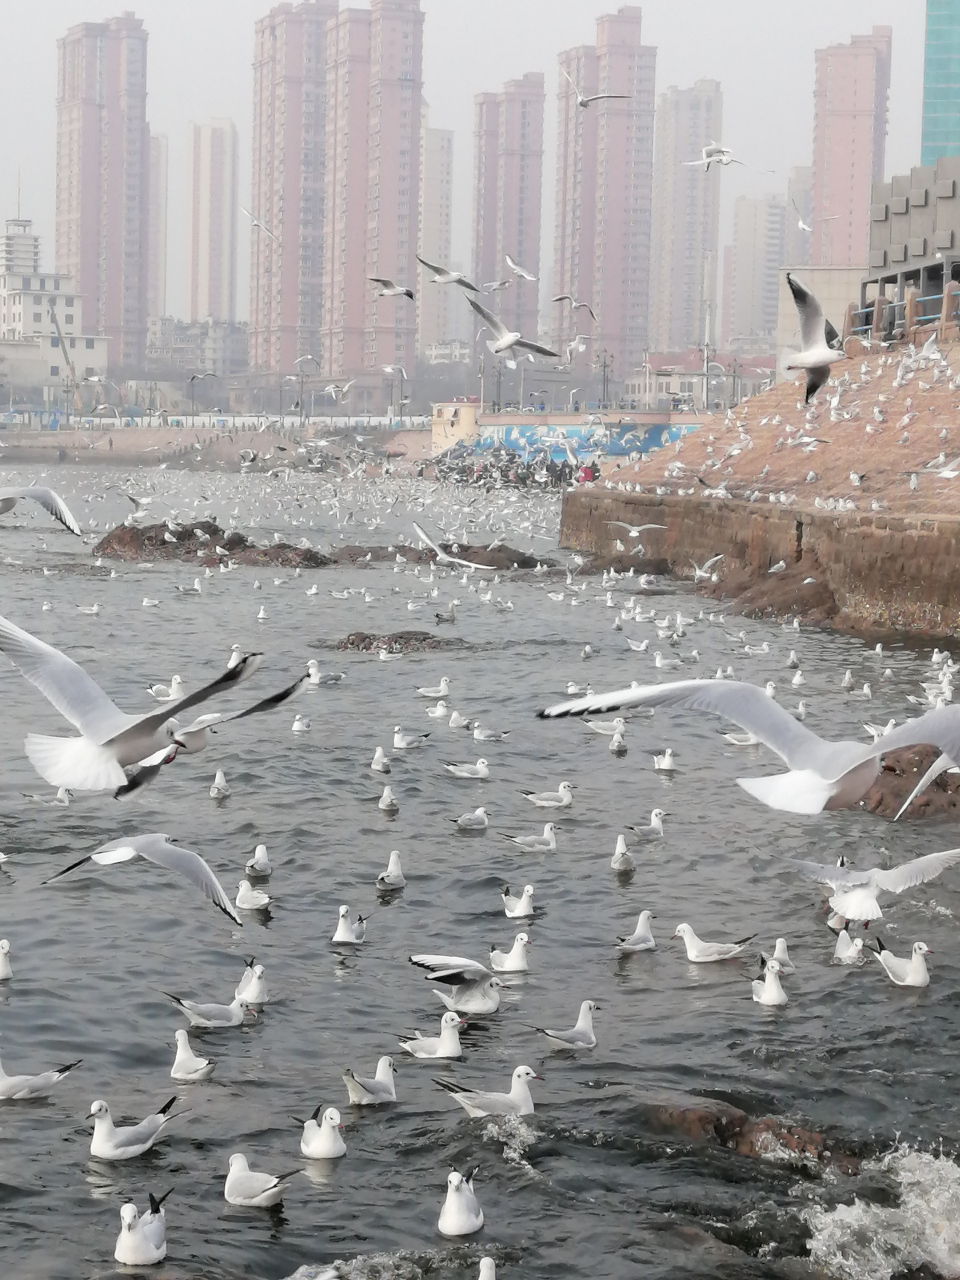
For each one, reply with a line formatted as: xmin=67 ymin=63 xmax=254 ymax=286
xmin=145 ymin=317 xmax=249 ymax=379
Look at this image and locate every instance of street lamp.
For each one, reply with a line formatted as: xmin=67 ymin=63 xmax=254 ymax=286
xmin=189 ymin=371 xmax=217 ymax=430
xmin=382 ymin=365 xmax=407 ymax=427
xmin=293 ymin=354 xmax=322 ymax=434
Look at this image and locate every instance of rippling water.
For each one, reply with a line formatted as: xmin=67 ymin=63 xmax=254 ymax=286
xmin=1 ymin=468 xmax=959 ymax=1280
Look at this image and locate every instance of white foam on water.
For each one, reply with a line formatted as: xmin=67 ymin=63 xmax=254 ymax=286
xmin=804 ymin=1145 xmax=960 ymax=1280
xmin=482 ymin=1113 xmax=541 ymax=1177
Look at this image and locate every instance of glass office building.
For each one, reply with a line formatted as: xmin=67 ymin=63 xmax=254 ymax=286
xmin=922 ymin=0 xmax=960 ymax=164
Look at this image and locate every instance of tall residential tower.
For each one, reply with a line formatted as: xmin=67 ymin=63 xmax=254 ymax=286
xmin=648 ymin=79 xmax=723 ymax=353
xmin=554 ymin=8 xmax=656 ymax=376
xmin=811 ymin=26 xmax=892 ymax=266
xmin=418 ymin=113 xmax=454 ymax=354
xmin=56 ymin=12 xmax=151 ymax=370
xmin=189 ymin=119 xmax=239 ymax=323
xmin=922 ymin=1 xmax=960 ymax=165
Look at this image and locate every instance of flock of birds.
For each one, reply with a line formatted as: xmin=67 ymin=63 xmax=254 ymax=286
xmin=0 ymin=459 xmax=956 ymax=1276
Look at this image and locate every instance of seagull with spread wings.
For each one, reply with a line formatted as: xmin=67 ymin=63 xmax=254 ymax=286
xmin=783 ymin=272 xmax=848 ymax=403
xmin=416 ymin=255 xmax=480 ymax=292
xmin=560 ymin=63 xmax=629 ymax=108
xmin=0 ymin=486 xmax=82 ymax=535
xmin=505 ymin=253 xmax=537 ymax=282
xmin=369 ymin=277 xmax=414 ymax=300
xmin=467 ymin=298 xmax=559 ymax=369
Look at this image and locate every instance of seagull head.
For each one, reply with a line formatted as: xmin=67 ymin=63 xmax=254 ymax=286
xmin=119 ymin=1203 xmax=140 ymax=1233
xmin=88 ymin=1099 xmax=109 ymax=1120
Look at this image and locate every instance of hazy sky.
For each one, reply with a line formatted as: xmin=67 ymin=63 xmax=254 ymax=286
xmin=0 ymin=1 xmax=926 ymax=322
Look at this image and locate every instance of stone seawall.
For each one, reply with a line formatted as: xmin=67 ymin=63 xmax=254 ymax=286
xmin=560 ymin=488 xmax=960 ymax=636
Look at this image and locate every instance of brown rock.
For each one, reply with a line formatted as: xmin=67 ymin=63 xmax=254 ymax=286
xmin=861 ymin=744 xmax=960 ymax=819
xmin=92 ymin=520 xmax=332 ymax=567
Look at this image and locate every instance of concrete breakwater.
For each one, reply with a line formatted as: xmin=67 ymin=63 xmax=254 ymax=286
xmin=560 ymin=487 xmax=960 ymax=636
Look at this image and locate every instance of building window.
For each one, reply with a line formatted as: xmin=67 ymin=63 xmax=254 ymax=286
xmin=65 ymin=315 xmax=74 ymax=324
xmin=50 ymin=365 xmax=59 ymax=376
xmin=85 ymin=338 xmax=94 ymax=349
xmin=65 ymin=297 xmax=74 ymax=306
xmin=69 ymin=337 xmax=76 ymax=348
xmin=33 ymin=312 xmax=41 ymax=322
xmin=51 ymin=336 xmax=59 ymax=347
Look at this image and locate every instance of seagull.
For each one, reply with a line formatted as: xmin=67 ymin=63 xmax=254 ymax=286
xmin=0 ymin=486 xmax=82 ymax=535
xmin=0 ymin=611 xmax=264 ymax=792
xmin=438 ymin=1169 xmax=484 ymax=1237
xmin=752 ymin=958 xmax=788 ymax=1006
xmin=586 ymin=715 xmax=626 ymax=736
xmin=673 ymin=923 xmax=755 ymax=962
xmin=617 ymin=910 xmax=656 ymax=951
xmin=783 ymin=273 xmax=848 ymax=402
xmin=629 ymin=808 xmax=667 ymax=838
xmin=170 ymin=1030 xmax=215 ymax=1082
xmin=417 ymin=676 xmax=451 ymax=698
xmin=444 ymin=758 xmax=489 ymax=779
xmin=870 ymin=938 xmax=931 ymax=987
xmin=759 ymin=938 xmax=796 ymax=974
xmin=832 ymin=929 xmax=865 ymax=965
xmin=369 ymin=276 xmax=414 ymax=300
xmin=436 ymin=1064 xmax=539 ymax=1117
xmin=610 ymin=834 xmax=634 ymax=870
xmin=530 ymin=999 xmax=598 ymax=1050
xmin=114 ymin=1193 xmax=171 ymax=1266
xmin=394 ymin=725 xmax=430 ymax=749
xmin=505 ymin=253 xmax=537 ymax=281
xmin=89 ymin=1096 xmax=177 ymax=1161
xmin=224 ymin=1153 xmax=299 ymax=1207
xmin=164 ymin=992 xmax=251 ymax=1028
xmin=416 ymin=254 xmax=480 ymax=292
xmin=452 ymin=807 xmax=489 ymax=831
xmin=377 ymin=850 xmax=406 ymax=890
xmin=398 ymin=1011 xmax=464 ymax=1059
xmin=45 ymin=833 xmax=242 ymax=925
xmin=246 ymin=844 xmax=272 ymax=877
xmin=297 ymin=1106 xmax=346 ymax=1159
xmin=539 ymin=678 xmax=960 ymax=815
xmin=235 ymin=959 xmax=269 ymax=1004
xmin=342 ymin=1056 xmax=396 ymax=1105
xmin=409 ymin=954 xmax=503 ymax=1013
xmin=560 ymin=62 xmax=629 ymax=108
xmin=490 ymin=932 xmax=531 ymax=972
xmin=521 ymin=780 xmax=574 ymax=808
xmin=0 ymin=939 xmax=11 ymax=981
xmin=502 ymin=884 xmax=535 ymax=918
xmin=552 ymin=294 xmax=597 ymax=323
xmin=467 ymin=297 xmax=560 ymax=367
xmin=147 ymin=674 xmax=184 ymax=703
xmin=332 ymin=904 xmax=366 ymax=944
xmin=791 ymin=848 xmax=960 ymax=922
xmin=240 ymin=205 xmax=281 ymax=244
xmin=0 ymin=1050 xmax=81 ymax=1099
xmin=683 ymin=141 xmax=748 ymax=172
xmin=236 ymin=879 xmax=270 ymax=911
xmin=371 ymin=746 xmax=391 ymax=774
xmin=500 ymin=823 xmax=556 ymax=852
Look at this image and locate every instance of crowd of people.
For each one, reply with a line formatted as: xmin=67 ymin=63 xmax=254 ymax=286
xmin=428 ymin=450 xmax=600 ymax=489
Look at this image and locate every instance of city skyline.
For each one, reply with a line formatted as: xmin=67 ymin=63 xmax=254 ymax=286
xmin=0 ymin=1 xmax=924 ymax=332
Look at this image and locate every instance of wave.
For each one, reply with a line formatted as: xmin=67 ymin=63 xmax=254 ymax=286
xmin=804 ymin=1144 xmax=960 ymax=1279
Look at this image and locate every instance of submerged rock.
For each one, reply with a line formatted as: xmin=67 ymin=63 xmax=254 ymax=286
xmin=336 ymin=630 xmax=466 ymax=654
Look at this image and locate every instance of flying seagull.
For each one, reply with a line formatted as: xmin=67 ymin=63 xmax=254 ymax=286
xmin=538 ymin=678 xmax=960 ymax=816
xmin=560 ymin=63 xmax=629 ymax=109
xmin=45 ymin=832 xmax=242 ymax=925
xmin=369 ymin=277 xmax=414 ymax=300
xmin=784 ymin=272 xmax=847 ymax=402
xmin=505 ymin=253 xmax=537 ymax=282
xmin=791 ymin=198 xmax=839 ymax=233
xmin=416 ymin=255 xmax=480 ymax=292
xmin=240 ymin=206 xmax=281 ymax=246
xmin=467 ymin=298 xmax=559 ymax=369
xmin=552 ymin=295 xmax=598 ymax=323
xmin=791 ymin=847 xmax=960 ymax=923
xmin=0 ymin=487 xmax=82 ymax=536
xmin=0 ymin=611 xmax=263 ymax=792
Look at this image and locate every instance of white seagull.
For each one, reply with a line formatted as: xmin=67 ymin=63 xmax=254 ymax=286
xmin=468 ymin=297 xmax=559 ymax=367
xmin=416 ymin=254 xmax=480 ymax=292
xmin=490 ymin=932 xmax=531 ymax=972
xmin=502 ymin=883 xmax=535 ymax=918
xmin=791 ymin=847 xmax=960 ymax=922
xmin=45 ymin=833 xmax=241 ymax=925
xmin=114 ymin=1192 xmax=171 ymax=1266
xmin=409 ymin=953 xmax=504 ymax=1014
xmin=436 ymin=1064 xmax=539 ymax=1117
xmin=0 ymin=486 xmax=82 ymax=535
xmin=297 ymin=1105 xmax=346 ymax=1159
xmin=170 ymin=1030 xmax=215 ymax=1082
xmin=530 ymin=999 xmax=598 ymax=1050
xmin=617 ymin=910 xmax=656 ymax=951
xmin=673 ymin=923 xmax=755 ymax=962
xmin=521 ymin=780 xmax=575 ymax=808
xmin=871 ymin=938 xmax=931 ymax=987
xmin=501 ymin=823 xmax=556 ymax=852
xmin=505 ymin=252 xmax=537 ymax=281
xmin=560 ymin=62 xmax=629 ymax=108
xmin=369 ymin=276 xmax=414 ymax=300
xmin=342 ymin=1056 xmax=396 ymax=1105
xmin=752 ymin=958 xmax=788 ymax=1006
xmin=438 ymin=1169 xmax=484 ymax=1237
xmin=89 ymin=1096 xmax=177 ymax=1161
xmin=224 ymin=1153 xmax=299 ymax=1207
xmin=0 ymin=1050 xmax=81 ymax=1100
xmin=783 ymin=272 xmax=848 ymax=402
xmin=398 ymin=1011 xmax=465 ymax=1059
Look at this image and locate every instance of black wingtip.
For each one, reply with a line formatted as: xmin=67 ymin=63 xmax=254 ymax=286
xmin=56 ymin=1059 xmax=83 ymax=1075
xmin=148 ymin=1187 xmax=174 ymax=1214
xmin=158 ymin=1096 xmax=178 ymax=1116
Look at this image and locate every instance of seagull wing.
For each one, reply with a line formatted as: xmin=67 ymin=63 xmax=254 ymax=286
xmin=368 ymin=277 xmax=396 ymax=288
xmin=118 ymin=653 xmax=265 ymax=743
xmin=218 ymin=674 xmax=309 ymax=725
xmin=790 ymin=859 xmax=874 ymax=889
xmin=874 ymin=847 xmax=960 ymax=893
xmin=875 ymin=704 xmax=960 ymax=763
xmin=574 ymin=302 xmax=598 ymax=321
xmin=682 ymin=159 xmax=710 ymax=167
xmin=552 ymin=294 xmax=575 ymax=305
xmin=0 ymin=611 xmax=130 ymax=741
xmin=515 ymin=338 xmax=561 ymax=358
xmin=412 ymin=520 xmax=477 ymax=570
xmin=0 ymin=487 xmax=82 ymax=535
xmin=467 ymin=298 xmax=507 ymax=338
xmin=539 ymin=678 xmax=864 ymax=775
xmin=416 ymin=254 xmax=446 ymax=276
xmin=584 ymin=93 xmax=630 ymax=103
xmin=96 ymin=833 xmax=242 ymax=924
xmin=786 ymin=273 xmax=828 ymax=351
xmin=559 ymin=63 xmax=579 ymax=93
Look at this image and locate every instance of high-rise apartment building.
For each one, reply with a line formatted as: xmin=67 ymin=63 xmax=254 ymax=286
xmin=922 ymin=1 xmax=960 ymax=165
xmin=189 ymin=120 xmax=239 ymax=323
xmin=554 ymin=8 xmax=656 ymax=376
xmin=785 ymin=165 xmax=812 ymax=267
xmin=722 ymin=194 xmax=786 ymax=353
xmin=56 ymin=12 xmax=151 ymax=370
xmin=648 ymin=79 xmax=722 ymax=353
xmin=811 ymin=27 xmax=892 ymax=267
xmin=472 ymin=72 xmax=544 ymax=344
xmin=147 ymin=134 xmax=168 ymax=319
xmin=418 ymin=113 xmax=454 ymax=355
xmin=322 ymin=0 xmax=423 ymax=380
xmin=250 ymin=1 xmax=337 ymax=374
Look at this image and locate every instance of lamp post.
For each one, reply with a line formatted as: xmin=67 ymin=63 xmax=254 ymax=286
xmin=382 ymin=365 xmax=407 ymax=427
xmin=189 ymin=371 xmax=217 ymax=431
xmin=293 ymin=354 xmax=322 ymax=435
